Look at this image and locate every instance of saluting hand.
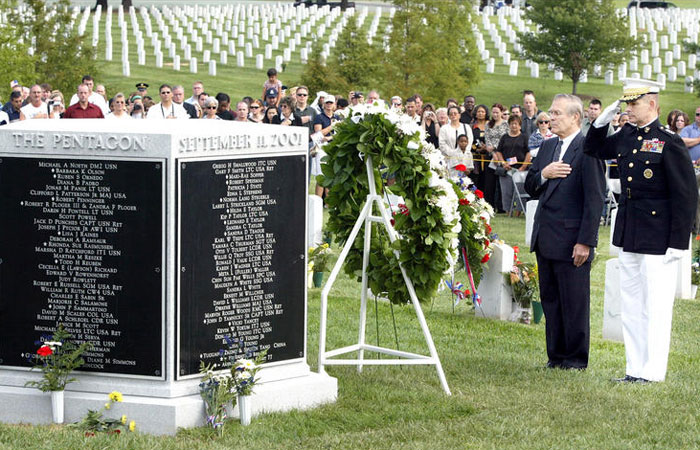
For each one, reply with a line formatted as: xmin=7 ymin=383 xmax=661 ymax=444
xmin=542 ymin=161 xmax=571 ymax=179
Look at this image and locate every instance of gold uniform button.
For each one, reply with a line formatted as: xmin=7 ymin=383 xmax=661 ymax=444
xmin=628 ymin=162 xmax=634 ymax=168
xmin=633 ymin=149 xmax=638 ymax=154
xmin=652 ymin=211 xmax=656 ymax=215
xmin=627 ymin=176 xmax=633 ymax=182
xmin=638 ymin=136 xmax=643 ymax=141
xmin=618 ymin=153 xmax=621 ymax=157
xmin=645 ymin=127 xmax=650 ymax=133
xmin=645 ymin=160 xmax=650 ymax=164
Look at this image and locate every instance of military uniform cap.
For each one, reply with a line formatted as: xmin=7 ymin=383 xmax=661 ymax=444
xmin=619 ymin=78 xmax=663 ymax=102
xmin=135 ymin=82 xmax=149 ymax=90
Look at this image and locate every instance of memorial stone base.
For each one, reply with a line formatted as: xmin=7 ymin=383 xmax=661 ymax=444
xmin=0 ymin=120 xmax=337 ymax=434
xmin=477 ymin=243 xmax=515 ymax=320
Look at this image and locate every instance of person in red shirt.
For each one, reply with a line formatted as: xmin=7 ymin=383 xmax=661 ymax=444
xmin=63 ymin=84 xmax=104 ymax=119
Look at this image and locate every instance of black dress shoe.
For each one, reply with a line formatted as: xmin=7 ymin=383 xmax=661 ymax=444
xmin=545 ymin=361 xmax=560 ymax=369
xmin=612 ymin=375 xmax=639 ymax=383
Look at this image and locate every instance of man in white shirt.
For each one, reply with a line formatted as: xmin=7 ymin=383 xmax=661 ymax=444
xmin=69 ymin=75 xmax=109 ymax=116
xmin=19 ymin=85 xmax=48 ymax=120
xmin=185 ymin=81 xmax=204 ymax=105
xmin=147 ymin=84 xmax=189 ymax=119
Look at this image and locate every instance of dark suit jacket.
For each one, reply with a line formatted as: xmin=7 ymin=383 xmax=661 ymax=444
xmin=182 ymin=101 xmax=198 ymax=119
xmin=525 ymin=132 xmax=605 ymax=262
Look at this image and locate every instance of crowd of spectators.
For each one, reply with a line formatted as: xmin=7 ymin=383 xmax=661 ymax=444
xmin=2 ymin=71 xmax=698 ymax=215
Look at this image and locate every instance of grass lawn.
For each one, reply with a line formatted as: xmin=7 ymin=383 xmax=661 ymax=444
xmin=2 ymin=215 xmax=700 ymax=449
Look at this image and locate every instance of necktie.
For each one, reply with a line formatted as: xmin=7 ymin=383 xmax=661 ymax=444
xmin=552 ymin=139 xmax=563 ymax=162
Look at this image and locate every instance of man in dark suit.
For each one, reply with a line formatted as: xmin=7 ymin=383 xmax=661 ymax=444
xmin=584 ymin=79 xmax=698 ymax=383
xmin=525 ymin=94 xmax=605 ymax=370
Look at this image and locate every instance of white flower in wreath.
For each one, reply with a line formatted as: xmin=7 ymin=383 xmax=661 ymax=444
xmin=407 ymin=140 xmax=420 ymax=150
xmin=385 ymin=109 xmax=401 ymax=125
xmin=436 ymin=196 xmax=458 ymax=223
xmin=451 ymin=221 xmax=462 ymax=234
xmin=465 ymin=191 xmax=476 ymax=203
xmin=236 ymin=370 xmax=251 ymax=380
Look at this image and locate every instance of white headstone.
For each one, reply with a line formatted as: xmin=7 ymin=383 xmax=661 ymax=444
xmin=272 ymin=36 xmax=279 ymax=50
xmin=477 ymin=243 xmax=515 ymax=320
xmin=642 ymin=64 xmax=652 ymax=79
xmin=208 ymin=60 xmax=216 ymax=76
xmin=664 ymin=51 xmax=673 ymax=67
xmin=525 ymin=200 xmax=538 ymax=246
xmin=640 ymin=49 xmax=649 ymax=64
xmin=190 ymin=57 xmax=197 ymax=73
xmin=238 ymin=34 xmax=245 ymax=47
xmin=213 ymin=38 xmax=220 ymax=53
xmin=657 ymin=73 xmax=666 ymax=89
xmin=105 ymin=42 xmax=112 ymax=61
xmin=673 ymin=44 xmax=681 ymax=60
xmin=602 ymin=258 xmax=623 ymax=342
xmin=237 ymin=51 xmax=245 ymax=67
xmin=579 ymin=70 xmax=588 ymax=83
xmin=593 ymin=64 xmax=602 ymax=77
xmin=653 ymin=57 xmax=662 ymax=74
xmin=605 ymin=70 xmax=614 ymax=85
xmin=530 ymin=62 xmax=539 ymax=78
xmin=660 ymin=35 xmax=668 ymax=49
xmin=228 ymin=41 xmax=235 ymax=55
xmin=196 ymin=37 xmax=203 ymax=52
xmin=275 ymin=55 xmax=283 ymax=72
xmin=122 ymin=60 xmax=130 ymax=77
xmin=173 ymin=54 xmax=180 ymax=71
xmin=508 ymin=60 xmax=518 ymax=76
xmin=651 ymin=41 xmax=659 ymax=58
xmin=678 ymin=60 xmax=686 ymax=76
xmin=184 ymin=45 xmax=191 ymax=60
xmin=668 ymin=66 xmax=677 ymax=82
xmin=308 ymin=195 xmax=323 ymax=246
xmin=138 ymin=50 xmax=146 ymax=65
xmin=503 ymin=53 xmax=511 ymax=65
xmin=265 ymin=44 xmax=272 ymax=59
xmin=554 ymin=69 xmax=563 ymax=81
xmin=203 ymin=50 xmax=210 ymax=63
xmin=630 ymin=56 xmax=638 ymax=71
xmin=220 ymin=51 xmax=227 ymax=65
xmin=689 ymin=54 xmax=697 ymax=69
xmin=618 ymin=62 xmax=627 ymax=79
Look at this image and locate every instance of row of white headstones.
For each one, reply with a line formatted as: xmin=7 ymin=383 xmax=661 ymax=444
xmin=74 ymin=3 xmax=393 ymax=78
xmin=476 ymin=5 xmax=700 ymax=93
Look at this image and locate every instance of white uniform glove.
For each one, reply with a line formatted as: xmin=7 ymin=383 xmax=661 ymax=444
xmin=663 ymin=247 xmax=684 ymax=264
xmin=593 ymin=100 xmax=620 ymax=128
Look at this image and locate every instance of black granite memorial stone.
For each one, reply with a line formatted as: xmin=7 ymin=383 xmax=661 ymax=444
xmin=177 ymin=155 xmax=306 ymax=377
xmin=0 ymin=157 xmax=164 ymax=377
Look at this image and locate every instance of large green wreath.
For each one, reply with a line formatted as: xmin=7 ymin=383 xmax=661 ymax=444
xmin=318 ymin=104 xmax=494 ymax=305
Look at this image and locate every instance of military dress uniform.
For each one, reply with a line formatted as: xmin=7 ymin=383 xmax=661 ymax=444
xmin=585 ymin=117 xmax=698 ymax=381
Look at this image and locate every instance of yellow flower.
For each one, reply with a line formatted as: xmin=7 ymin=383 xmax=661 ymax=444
xmin=129 ymin=420 xmax=136 ymax=432
xmin=104 ymin=403 xmax=111 ymax=410
xmin=121 ymin=415 xmax=127 ymax=425
xmin=109 ymin=391 xmax=123 ymax=402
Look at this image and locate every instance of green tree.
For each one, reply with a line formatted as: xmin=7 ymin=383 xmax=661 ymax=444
xmin=328 ymin=16 xmax=382 ymax=94
xmin=518 ymin=0 xmax=638 ymax=95
xmin=0 ymin=0 xmax=37 ymax=101
xmin=381 ymin=0 xmax=480 ymax=103
xmin=9 ymin=0 xmax=97 ymax=95
xmin=299 ymin=41 xmax=344 ymax=97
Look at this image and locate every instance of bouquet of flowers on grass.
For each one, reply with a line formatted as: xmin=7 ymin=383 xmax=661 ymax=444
xmin=503 ymin=247 xmax=539 ymax=323
xmin=25 ymin=324 xmax=90 ymax=392
xmin=692 ymin=246 xmax=700 ymax=286
xmin=308 ymin=243 xmax=333 ymax=273
xmin=199 ymin=362 xmax=235 ymax=434
xmin=70 ymin=391 xmax=136 ymax=435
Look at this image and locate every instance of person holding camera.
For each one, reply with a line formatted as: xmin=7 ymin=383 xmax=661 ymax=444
xmin=421 ymin=104 xmax=440 ymax=148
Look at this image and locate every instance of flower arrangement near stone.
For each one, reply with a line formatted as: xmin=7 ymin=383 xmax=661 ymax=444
xmin=318 ymin=100 xmax=494 ymax=305
xmin=503 ymin=246 xmax=539 ymax=324
xmin=308 ymin=243 xmax=333 ymax=273
xmin=199 ymin=361 xmax=235 ymax=434
xmin=692 ymin=246 xmax=700 ymax=286
xmin=232 ymin=351 xmax=267 ymax=397
xmin=25 ymin=324 xmax=90 ymax=392
xmin=70 ymin=391 xmax=136 ymax=435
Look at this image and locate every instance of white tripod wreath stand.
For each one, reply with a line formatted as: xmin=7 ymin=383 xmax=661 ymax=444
xmin=317 ymin=156 xmax=451 ymax=395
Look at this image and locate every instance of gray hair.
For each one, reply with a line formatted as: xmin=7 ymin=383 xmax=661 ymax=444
xmin=203 ymin=97 xmax=218 ymax=109
xmin=535 ymin=111 xmax=550 ymax=123
xmin=552 ymin=94 xmax=583 ymax=125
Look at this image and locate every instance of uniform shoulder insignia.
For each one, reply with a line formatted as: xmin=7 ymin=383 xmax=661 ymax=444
xmin=659 ymin=126 xmax=674 ymax=135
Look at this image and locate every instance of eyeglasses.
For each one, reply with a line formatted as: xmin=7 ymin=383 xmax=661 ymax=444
xmin=205 ymin=106 xmax=217 ymax=110
xmin=160 ymin=91 xmax=171 ymax=95
xmin=250 ymin=105 xmax=260 ymax=109
xmin=696 ymin=113 xmax=700 ymax=116
xmin=296 ymin=93 xmax=308 ymax=97
xmin=114 ymin=101 xmax=125 ymax=104
xmin=538 ymin=120 xmax=549 ymax=124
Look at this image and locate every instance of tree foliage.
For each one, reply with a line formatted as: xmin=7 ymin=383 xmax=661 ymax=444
xmin=518 ymin=0 xmax=639 ymax=94
xmin=299 ymin=41 xmax=343 ymax=97
xmin=0 ymin=0 xmax=37 ymax=101
xmin=327 ymin=16 xmax=382 ymax=94
xmin=381 ymin=0 xmax=480 ymax=103
xmin=6 ymin=0 xmax=97 ymax=95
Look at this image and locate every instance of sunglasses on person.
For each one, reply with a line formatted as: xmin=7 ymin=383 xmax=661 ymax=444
xmin=205 ymin=106 xmax=217 ymax=110
xmin=538 ymin=120 xmax=549 ymax=124
xmin=250 ymin=105 xmax=260 ymax=109
xmin=696 ymin=113 xmax=700 ymax=116
xmin=160 ymin=91 xmax=171 ymax=95
xmin=296 ymin=93 xmax=308 ymax=97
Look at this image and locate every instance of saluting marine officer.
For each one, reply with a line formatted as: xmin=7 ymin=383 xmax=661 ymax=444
xmin=584 ymin=79 xmax=698 ymax=383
